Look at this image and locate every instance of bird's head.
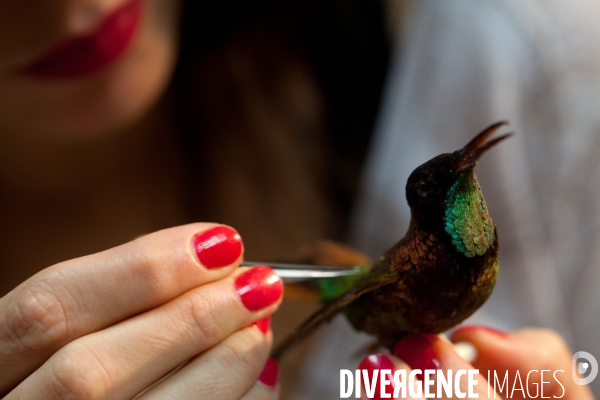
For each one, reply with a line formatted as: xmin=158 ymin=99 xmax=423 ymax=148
xmin=405 ymin=122 xmax=512 ymax=257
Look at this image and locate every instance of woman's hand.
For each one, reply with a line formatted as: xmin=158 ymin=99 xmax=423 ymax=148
xmin=451 ymin=326 xmax=594 ymax=400
xmin=0 ymin=223 xmax=283 ymax=399
xmin=357 ymin=326 xmax=594 ymax=399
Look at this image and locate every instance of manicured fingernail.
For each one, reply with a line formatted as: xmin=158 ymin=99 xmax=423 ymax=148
xmin=456 ymin=325 xmax=508 ymax=338
xmin=235 ymin=267 xmax=283 ymax=311
xmin=394 ymin=334 xmax=440 ymax=380
xmin=358 ymin=354 xmax=396 ymax=399
xmin=253 ymin=316 xmax=271 ymax=335
xmin=454 ymin=341 xmax=478 ymax=364
xmin=258 ymin=358 xmax=279 ymax=388
xmin=192 ymin=226 xmax=242 ymax=269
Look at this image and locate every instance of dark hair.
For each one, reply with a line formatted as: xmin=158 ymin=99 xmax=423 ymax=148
xmin=171 ymin=0 xmax=390 ymax=260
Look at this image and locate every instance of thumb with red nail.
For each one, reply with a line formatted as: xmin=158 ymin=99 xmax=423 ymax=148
xmin=356 ymin=327 xmax=592 ymax=399
xmin=356 ymin=333 xmax=497 ymax=399
xmin=451 ymin=326 xmax=595 ymax=400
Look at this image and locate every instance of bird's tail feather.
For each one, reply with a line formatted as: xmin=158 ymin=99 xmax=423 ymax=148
xmin=272 ymin=287 xmax=357 ymax=359
xmin=272 ymin=260 xmax=390 ymax=359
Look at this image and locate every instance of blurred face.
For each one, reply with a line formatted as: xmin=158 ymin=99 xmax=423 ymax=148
xmin=0 ymin=0 xmax=182 ymax=140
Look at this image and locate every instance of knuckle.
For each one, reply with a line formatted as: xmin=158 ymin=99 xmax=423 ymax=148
xmin=182 ymin=291 xmax=222 ymax=342
xmin=219 ymin=333 xmax=265 ymax=375
xmin=541 ymin=329 xmax=570 ymax=353
xmin=4 ymin=280 xmax=70 ymax=354
xmin=533 ymin=329 xmax=571 ymax=366
xmin=127 ymin=227 xmax=219 ymax=300
xmin=49 ymin=347 xmax=105 ymax=400
xmin=542 ymin=329 xmax=568 ymax=348
xmin=123 ymin=242 xmax=165 ymax=292
xmin=125 ymin=239 xmax=185 ymax=298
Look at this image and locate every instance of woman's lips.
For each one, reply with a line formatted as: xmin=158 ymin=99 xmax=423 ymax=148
xmin=23 ymin=0 xmax=144 ymax=79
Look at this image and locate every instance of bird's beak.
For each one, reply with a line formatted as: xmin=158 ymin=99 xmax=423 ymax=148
xmin=455 ymin=121 xmax=513 ymax=173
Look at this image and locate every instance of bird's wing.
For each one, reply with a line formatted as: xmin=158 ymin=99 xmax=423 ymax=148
xmin=272 ymin=255 xmax=398 ymax=359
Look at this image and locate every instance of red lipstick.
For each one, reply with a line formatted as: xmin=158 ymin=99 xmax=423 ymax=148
xmin=23 ymin=0 xmax=144 ymax=79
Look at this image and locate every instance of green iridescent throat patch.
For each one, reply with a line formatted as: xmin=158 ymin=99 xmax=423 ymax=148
xmin=444 ymin=173 xmax=495 ymax=257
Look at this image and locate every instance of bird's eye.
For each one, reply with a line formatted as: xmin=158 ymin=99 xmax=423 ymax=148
xmin=416 ymin=181 xmax=428 ymax=197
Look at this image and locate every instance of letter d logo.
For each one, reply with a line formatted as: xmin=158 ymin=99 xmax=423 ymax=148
xmin=572 ymin=351 xmax=598 ymax=385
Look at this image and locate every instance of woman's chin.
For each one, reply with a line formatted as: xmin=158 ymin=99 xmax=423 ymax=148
xmin=0 ymin=0 xmax=179 ymax=142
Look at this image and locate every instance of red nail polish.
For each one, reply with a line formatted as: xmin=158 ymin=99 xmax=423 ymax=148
xmin=235 ymin=267 xmax=283 ymax=311
xmin=253 ymin=316 xmax=271 ymax=335
xmin=192 ymin=226 xmax=242 ymax=269
xmin=394 ymin=334 xmax=440 ymax=380
xmin=358 ymin=354 xmax=396 ymax=400
xmin=456 ymin=325 xmax=508 ymax=338
xmin=258 ymin=358 xmax=279 ymax=388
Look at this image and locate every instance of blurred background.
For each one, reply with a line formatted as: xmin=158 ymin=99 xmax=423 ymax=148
xmin=2 ymin=0 xmax=600 ymax=398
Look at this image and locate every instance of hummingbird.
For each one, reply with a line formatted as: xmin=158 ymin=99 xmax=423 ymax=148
xmin=273 ymin=122 xmax=512 ymax=358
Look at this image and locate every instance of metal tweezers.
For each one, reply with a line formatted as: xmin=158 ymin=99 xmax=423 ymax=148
xmin=240 ymin=261 xmax=364 ymax=283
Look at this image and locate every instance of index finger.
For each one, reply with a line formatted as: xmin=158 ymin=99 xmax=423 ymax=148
xmin=0 ymin=223 xmax=243 ymax=395
xmin=357 ymin=353 xmax=424 ymax=399
xmin=394 ymin=333 xmax=498 ymax=399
